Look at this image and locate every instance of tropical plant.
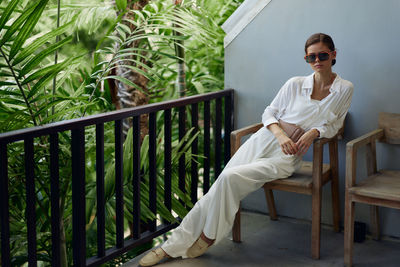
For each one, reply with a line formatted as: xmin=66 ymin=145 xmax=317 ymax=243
xmin=0 ymin=0 xmax=243 ymax=265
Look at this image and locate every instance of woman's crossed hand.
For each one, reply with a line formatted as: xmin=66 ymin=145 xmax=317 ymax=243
xmin=295 ymin=129 xmax=319 ymax=156
xmin=277 ymin=134 xmax=298 ymax=155
xmin=268 ymin=123 xmax=320 ymax=156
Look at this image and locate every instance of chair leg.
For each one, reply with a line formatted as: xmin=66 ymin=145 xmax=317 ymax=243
xmin=232 ymin=204 xmax=241 ymax=242
xmin=329 ymin=139 xmax=340 ymax=232
xmin=344 ymin=193 xmax=355 ymax=267
xmin=311 ymin=186 xmax=322 ymax=259
xmin=263 ymin=187 xmax=278 ymax=220
xmin=331 ymin=176 xmax=340 ymax=232
xmin=370 ymin=205 xmax=381 ymax=240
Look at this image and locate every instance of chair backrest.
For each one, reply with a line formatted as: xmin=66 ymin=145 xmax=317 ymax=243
xmin=378 ymin=112 xmax=400 ymax=144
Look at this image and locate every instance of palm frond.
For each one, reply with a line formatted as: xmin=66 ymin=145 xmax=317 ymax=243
xmin=12 ymin=18 xmax=75 ymax=66
xmin=9 ymin=0 xmax=49 ymax=60
xmin=45 ymin=3 xmax=116 ymax=35
xmin=0 ymin=1 xmax=38 ymax=47
xmin=0 ymin=0 xmax=20 ymax=32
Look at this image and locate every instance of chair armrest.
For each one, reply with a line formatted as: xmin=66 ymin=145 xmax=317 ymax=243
xmin=314 ymin=137 xmax=332 ymax=146
xmin=230 ymin=123 xmax=264 ymax=156
xmin=346 ymin=129 xmax=384 ymax=150
xmin=345 ymin=129 xmax=384 ymax=187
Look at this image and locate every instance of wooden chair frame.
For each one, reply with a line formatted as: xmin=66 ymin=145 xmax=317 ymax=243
xmin=344 ymin=128 xmax=400 ymax=266
xmin=231 ymin=123 xmax=342 ymax=259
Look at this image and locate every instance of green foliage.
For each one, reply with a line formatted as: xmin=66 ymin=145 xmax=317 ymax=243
xmin=0 ymin=0 xmax=243 ymax=265
xmin=95 ymin=0 xmax=220 ymax=102
xmin=0 ymin=0 xmax=87 ymax=132
xmin=116 ymin=0 xmax=127 ymax=11
xmin=144 ymin=0 xmax=244 ymax=100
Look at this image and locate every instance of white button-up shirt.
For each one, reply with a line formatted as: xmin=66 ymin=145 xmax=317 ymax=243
xmin=262 ymin=73 xmax=354 ymax=139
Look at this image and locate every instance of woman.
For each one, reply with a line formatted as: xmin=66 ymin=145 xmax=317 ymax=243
xmin=139 ymin=33 xmax=353 ymax=266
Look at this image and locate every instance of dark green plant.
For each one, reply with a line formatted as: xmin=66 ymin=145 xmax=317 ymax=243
xmin=0 ymin=0 xmax=242 ymax=265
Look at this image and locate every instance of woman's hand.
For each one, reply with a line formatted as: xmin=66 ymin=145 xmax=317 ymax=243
xmin=267 ymin=123 xmax=298 ymax=155
xmin=295 ymin=129 xmax=320 ymax=156
xmin=277 ymin=133 xmax=298 ymax=155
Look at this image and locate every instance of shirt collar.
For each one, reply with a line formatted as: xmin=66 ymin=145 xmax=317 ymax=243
xmin=301 ymin=73 xmax=314 ymax=90
xmin=302 ymin=72 xmax=342 ymax=93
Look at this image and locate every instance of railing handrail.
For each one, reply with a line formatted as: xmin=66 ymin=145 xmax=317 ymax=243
xmin=0 ymin=89 xmax=233 ymax=143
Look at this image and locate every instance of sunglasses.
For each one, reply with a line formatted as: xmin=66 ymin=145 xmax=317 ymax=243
xmin=304 ymin=51 xmax=333 ymax=63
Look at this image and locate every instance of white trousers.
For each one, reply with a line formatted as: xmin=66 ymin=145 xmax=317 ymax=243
xmin=161 ymin=127 xmax=301 ymax=258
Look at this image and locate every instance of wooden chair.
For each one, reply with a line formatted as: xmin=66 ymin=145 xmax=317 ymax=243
xmin=344 ymin=112 xmax=400 ymax=267
xmin=231 ymin=122 xmax=343 ymax=259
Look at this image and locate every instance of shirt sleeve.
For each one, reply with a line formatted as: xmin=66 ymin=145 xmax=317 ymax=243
xmin=312 ymin=83 xmax=354 ymax=138
xmin=262 ymin=79 xmax=292 ymax=127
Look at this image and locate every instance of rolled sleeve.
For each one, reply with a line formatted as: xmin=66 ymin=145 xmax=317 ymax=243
xmin=262 ymin=108 xmax=279 ymax=128
xmin=262 ymin=80 xmax=291 ymax=128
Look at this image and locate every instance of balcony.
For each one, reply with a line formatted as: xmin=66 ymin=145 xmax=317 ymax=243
xmin=125 ymin=211 xmax=400 ymax=267
xmin=2 ymin=89 xmax=400 ymax=267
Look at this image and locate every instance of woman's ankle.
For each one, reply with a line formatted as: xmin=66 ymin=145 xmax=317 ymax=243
xmin=160 ymin=248 xmax=170 ymax=257
xmin=200 ymin=232 xmax=215 ymax=246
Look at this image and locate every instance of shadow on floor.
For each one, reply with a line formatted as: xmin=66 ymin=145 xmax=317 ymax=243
xmin=124 ymin=211 xmax=400 ymax=267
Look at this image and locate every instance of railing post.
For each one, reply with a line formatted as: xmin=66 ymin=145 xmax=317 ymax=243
xmin=215 ymin=98 xmax=222 ymax=178
xmin=149 ymin=112 xmax=157 ymax=231
xmin=115 ymin=120 xmax=124 ymax=248
xmin=203 ymin=101 xmax=211 ymax=193
xmin=0 ymin=142 xmax=11 ymax=267
xmin=71 ymin=128 xmax=86 ymax=266
xmin=50 ymin=133 xmax=61 ymax=267
xmin=95 ymin=124 xmax=105 ymax=257
xmin=178 ymin=106 xmax=186 ymax=201
xmin=164 ymin=109 xmax=172 ymax=216
xmin=25 ymin=138 xmax=37 ymax=267
xmin=191 ymin=103 xmax=199 ymax=204
xmin=132 ymin=116 xmax=141 ymax=238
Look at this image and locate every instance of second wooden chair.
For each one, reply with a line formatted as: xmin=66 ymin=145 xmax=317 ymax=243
xmin=344 ymin=112 xmax=400 ymax=266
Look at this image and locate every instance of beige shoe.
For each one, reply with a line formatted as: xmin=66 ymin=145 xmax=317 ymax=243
xmin=139 ymin=248 xmax=169 ymax=266
xmin=186 ymin=237 xmax=210 ymax=258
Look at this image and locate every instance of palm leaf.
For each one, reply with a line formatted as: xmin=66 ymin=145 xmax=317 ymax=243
xmin=33 ymin=98 xmax=73 ymax=119
xmin=9 ymin=0 xmax=49 ymax=60
xmin=102 ymin=75 xmax=148 ymax=94
xmin=28 ymin=93 xmax=84 ymax=105
xmin=21 ymin=55 xmax=81 ymax=86
xmin=40 ymin=105 xmax=92 ymax=124
xmin=115 ymin=0 xmax=127 ymax=11
xmin=0 ymin=0 xmax=20 ymax=32
xmin=0 ymin=88 xmax=20 ymax=96
xmin=93 ymin=11 xmax=126 ymax=65
xmin=1 ymin=109 xmax=32 ymax=131
xmin=108 ymin=63 xmax=156 ymax=81
xmin=12 ymin=18 xmax=75 ymax=66
xmin=0 ymin=81 xmax=16 ymax=86
xmin=0 ymin=2 xmax=38 ymax=48
xmin=18 ymin=36 xmax=73 ymax=77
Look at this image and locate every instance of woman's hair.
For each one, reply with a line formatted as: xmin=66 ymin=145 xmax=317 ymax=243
xmin=304 ymin=33 xmax=336 ymax=66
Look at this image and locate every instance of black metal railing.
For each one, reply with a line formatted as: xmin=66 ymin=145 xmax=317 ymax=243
xmin=0 ymin=89 xmax=234 ymax=267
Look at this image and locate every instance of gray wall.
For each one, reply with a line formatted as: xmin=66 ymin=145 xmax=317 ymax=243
xmin=225 ymin=0 xmax=400 ymax=237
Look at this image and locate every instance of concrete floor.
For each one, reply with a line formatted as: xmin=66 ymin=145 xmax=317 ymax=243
xmin=124 ymin=211 xmax=400 ymax=267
